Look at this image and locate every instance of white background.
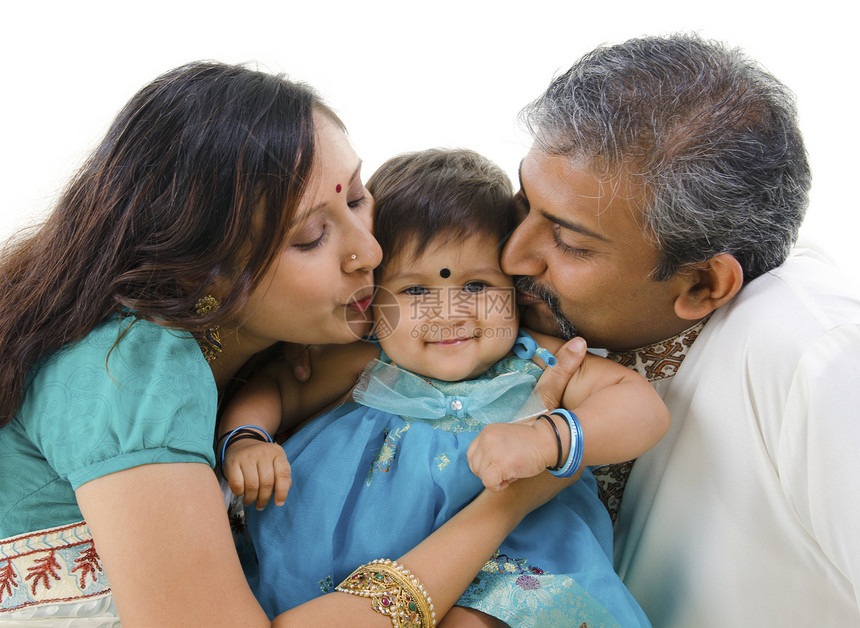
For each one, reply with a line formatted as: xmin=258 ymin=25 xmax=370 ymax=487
xmin=2 ymin=1 xmax=857 ymax=278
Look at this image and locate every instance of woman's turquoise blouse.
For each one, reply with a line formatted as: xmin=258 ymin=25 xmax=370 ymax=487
xmin=0 ymin=316 xmax=217 ymax=538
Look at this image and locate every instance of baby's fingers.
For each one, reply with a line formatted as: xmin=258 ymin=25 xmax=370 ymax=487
xmin=466 ymin=438 xmax=487 ymax=478
xmin=225 ymin=464 xmax=248 ymax=499
xmin=478 ymin=464 xmax=512 ymax=492
xmin=270 ymin=456 xmax=293 ymax=508
xmin=251 ymin=451 xmax=291 ymax=510
xmin=252 ymin=460 xmax=276 ymax=511
xmin=224 ymin=458 xmax=260 ymax=505
xmin=467 ymin=443 xmax=506 ymax=491
xmin=240 ymin=468 xmax=262 ymax=508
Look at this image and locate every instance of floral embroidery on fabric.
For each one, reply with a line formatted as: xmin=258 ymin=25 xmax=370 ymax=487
xmin=319 ymin=574 xmax=334 ymax=595
xmin=435 ymin=453 xmax=450 ymax=471
xmin=516 ymin=574 xmax=541 ymax=590
xmin=0 ymin=559 xmax=17 ymax=603
xmin=481 ymin=551 xmax=545 ymax=579
xmin=26 ymin=550 xmax=62 ymax=595
xmin=0 ymin=521 xmax=112 ymax=613
xmin=366 ymin=424 xmax=410 ymax=485
xmin=72 ymin=542 xmax=103 ymax=589
xmin=460 ymin=551 xmax=624 ymax=628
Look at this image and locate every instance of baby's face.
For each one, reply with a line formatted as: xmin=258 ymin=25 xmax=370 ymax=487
xmin=374 ymin=232 xmax=518 ymax=381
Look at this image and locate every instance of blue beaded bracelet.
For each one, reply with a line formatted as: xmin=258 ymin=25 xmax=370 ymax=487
xmin=547 ymin=409 xmax=583 ymax=478
xmin=219 ymin=424 xmax=274 ymax=468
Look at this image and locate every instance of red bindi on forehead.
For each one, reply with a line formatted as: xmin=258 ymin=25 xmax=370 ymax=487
xmin=336 ymin=184 xmax=342 ymax=193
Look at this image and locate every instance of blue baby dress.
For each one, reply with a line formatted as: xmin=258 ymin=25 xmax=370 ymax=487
xmin=245 ymin=333 xmax=650 ymax=627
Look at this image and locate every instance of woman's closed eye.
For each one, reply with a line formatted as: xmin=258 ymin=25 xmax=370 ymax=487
xmin=292 ymin=224 xmax=327 ymax=251
xmin=347 ymin=180 xmax=371 ymax=210
xmin=347 ymin=194 xmax=368 ymax=210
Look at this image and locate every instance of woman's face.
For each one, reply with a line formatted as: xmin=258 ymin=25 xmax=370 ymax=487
xmin=234 ymin=113 xmax=382 ymax=351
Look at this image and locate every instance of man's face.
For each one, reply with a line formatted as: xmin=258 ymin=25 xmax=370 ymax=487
xmin=501 ymin=146 xmax=691 ymax=352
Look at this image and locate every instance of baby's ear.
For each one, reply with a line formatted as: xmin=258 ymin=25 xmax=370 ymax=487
xmin=673 ymin=253 xmax=743 ymax=320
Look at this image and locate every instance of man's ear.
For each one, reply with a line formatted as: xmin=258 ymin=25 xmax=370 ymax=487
xmin=673 ymin=253 xmax=744 ymax=320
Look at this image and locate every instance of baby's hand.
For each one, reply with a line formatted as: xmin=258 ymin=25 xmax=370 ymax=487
xmin=222 ymin=440 xmax=292 ymax=510
xmin=467 ymin=420 xmax=558 ymax=491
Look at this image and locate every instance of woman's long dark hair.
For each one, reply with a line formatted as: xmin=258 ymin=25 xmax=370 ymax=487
xmin=0 ymin=61 xmax=329 ymax=425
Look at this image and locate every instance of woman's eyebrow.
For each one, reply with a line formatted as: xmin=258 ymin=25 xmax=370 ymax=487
xmin=296 ymin=161 xmax=364 ymax=222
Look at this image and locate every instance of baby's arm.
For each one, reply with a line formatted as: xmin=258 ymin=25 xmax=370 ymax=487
xmin=469 ymin=332 xmax=669 ymax=490
xmin=219 ymin=341 xmax=379 ymax=509
xmin=550 ymin=335 xmax=670 ymax=467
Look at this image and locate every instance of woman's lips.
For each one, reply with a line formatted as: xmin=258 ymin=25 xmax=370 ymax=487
xmin=347 ymin=295 xmax=373 ymax=312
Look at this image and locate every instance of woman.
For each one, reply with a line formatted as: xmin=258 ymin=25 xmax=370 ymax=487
xmin=0 ymin=62 xmax=580 ymax=626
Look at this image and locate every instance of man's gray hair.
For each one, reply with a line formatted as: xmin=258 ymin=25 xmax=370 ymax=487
xmin=522 ymin=34 xmax=811 ymax=281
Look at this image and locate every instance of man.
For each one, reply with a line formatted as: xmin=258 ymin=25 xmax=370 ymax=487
xmin=503 ymin=34 xmax=860 ymax=626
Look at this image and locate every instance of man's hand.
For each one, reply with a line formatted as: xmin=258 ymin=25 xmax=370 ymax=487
xmin=533 ymin=336 xmax=587 ymax=409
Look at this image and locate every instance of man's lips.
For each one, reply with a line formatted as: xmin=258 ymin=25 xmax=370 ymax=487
xmin=515 ymin=289 xmax=542 ymax=306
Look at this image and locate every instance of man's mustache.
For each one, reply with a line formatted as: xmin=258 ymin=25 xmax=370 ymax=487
xmin=513 ymin=276 xmax=579 ymax=340
xmin=514 ymin=276 xmax=554 ymax=303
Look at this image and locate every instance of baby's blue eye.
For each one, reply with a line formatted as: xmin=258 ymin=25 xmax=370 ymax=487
xmin=403 ymin=285 xmax=430 ymax=296
xmin=463 ymin=281 xmax=489 ymax=293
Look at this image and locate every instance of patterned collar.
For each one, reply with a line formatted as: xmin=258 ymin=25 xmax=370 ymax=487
xmin=605 ymin=316 xmax=710 ymax=383
xmin=591 ymin=316 xmax=711 ymax=523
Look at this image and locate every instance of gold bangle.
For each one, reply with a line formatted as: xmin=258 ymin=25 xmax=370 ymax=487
xmin=335 ymin=558 xmax=437 ymax=628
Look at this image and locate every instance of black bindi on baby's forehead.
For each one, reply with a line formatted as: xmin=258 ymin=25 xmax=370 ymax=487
xmin=440 ymin=268 xmax=451 ymax=278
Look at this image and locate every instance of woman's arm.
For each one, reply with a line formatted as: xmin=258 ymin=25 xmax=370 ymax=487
xmin=75 ymin=337 xmax=585 ymax=626
xmin=77 ymin=444 xmax=573 ymax=627
xmin=218 ymin=340 xmax=379 ymax=441
xmin=76 ymin=463 xmax=271 ymax=626
xmin=281 ymin=470 xmax=576 ymax=626
xmin=218 ymin=341 xmax=379 ymax=509
xmin=78 ymin=462 xmax=396 ymax=627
